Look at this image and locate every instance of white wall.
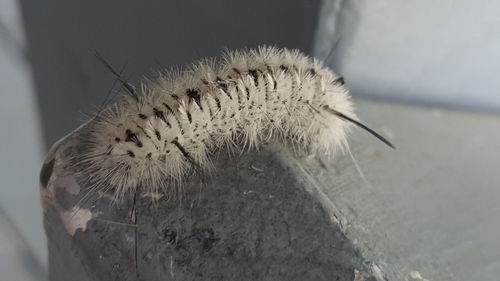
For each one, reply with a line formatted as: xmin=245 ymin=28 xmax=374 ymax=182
xmin=315 ymin=0 xmax=500 ymax=112
xmin=0 ymin=0 xmax=47 ymax=272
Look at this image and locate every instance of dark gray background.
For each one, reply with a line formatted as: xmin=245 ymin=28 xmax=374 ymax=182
xmin=20 ymin=0 xmax=320 ymax=146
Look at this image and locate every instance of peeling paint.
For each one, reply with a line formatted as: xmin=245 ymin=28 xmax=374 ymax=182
xmin=41 ymin=170 xmax=81 ymax=211
xmin=59 ymin=207 xmax=93 ymax=236
xmin=407 ymin=271 xmax=430 ymax=281
xmin=353 ymin=263 xmax=388 ymax=281
xmin=354 ymin=269 xmax=377 ymax=281
xmin=40 ymin=121 xmax=90 ymax=211
xmin=39 ymin=136 xmax=83 ymax=215
xmin=40 ymin=183 xmax=54 ymax=211
xmin=57 ymin=175 xmax=80 ymax=195
xmin=39 ymin=134 xmax=94 ymax=236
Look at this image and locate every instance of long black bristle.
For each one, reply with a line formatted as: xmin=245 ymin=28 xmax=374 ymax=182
xmin=323 ymin=35 xmax=342 ymax=64
xmin=171 ymin=140 xmax=200 ymax=167
xmin=94 ymin=50 xmax=138 ymax=101
xmin=323 ymin=106 xmax=395 ymax=149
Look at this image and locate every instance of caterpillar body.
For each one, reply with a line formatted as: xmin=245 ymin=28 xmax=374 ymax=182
xmin=79 ymin=46 xmax=391 ymax=201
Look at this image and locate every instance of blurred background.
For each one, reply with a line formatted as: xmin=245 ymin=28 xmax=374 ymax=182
xmin=0 ymin=0 xmax=499 ymax=280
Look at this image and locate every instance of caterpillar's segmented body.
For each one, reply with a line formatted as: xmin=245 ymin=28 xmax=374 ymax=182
xmin=80 ymin=46 xmax=356 ymax=200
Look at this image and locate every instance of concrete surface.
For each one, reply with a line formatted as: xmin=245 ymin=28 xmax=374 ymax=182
xmin=305 ymin=99 xmax=500 ymax=280
xmin=41 ymin=123 xmax=385 ymax=281
xmin=39 ymin=98 xmax=500 ymax=281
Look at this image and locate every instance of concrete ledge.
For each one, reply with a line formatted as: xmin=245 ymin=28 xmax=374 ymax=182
xmin=40 ymin=124 xmax=386 ymax=281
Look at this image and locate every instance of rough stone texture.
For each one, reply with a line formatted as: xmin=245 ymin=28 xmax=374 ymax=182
xmin=41 ymin=124 xmax=386 ymax=281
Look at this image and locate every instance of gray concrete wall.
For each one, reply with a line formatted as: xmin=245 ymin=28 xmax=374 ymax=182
xmin=19 ymin=0 xmax=320 ymax=147
xmin=315 ymin=0 xmax=500 ymax=112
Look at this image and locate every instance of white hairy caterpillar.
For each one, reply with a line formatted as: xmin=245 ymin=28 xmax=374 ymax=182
xmin=78 ymin=46 xmax=393 ymax=201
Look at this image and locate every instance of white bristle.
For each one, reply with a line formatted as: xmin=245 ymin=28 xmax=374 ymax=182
xmin=77 ymin=46 xmax=356 ymax=201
